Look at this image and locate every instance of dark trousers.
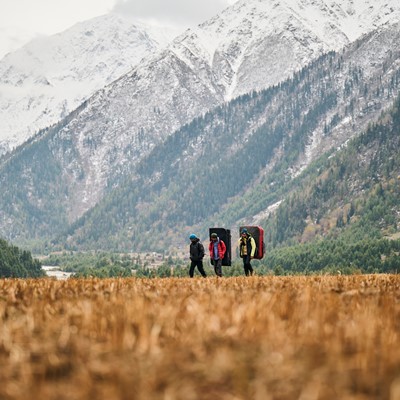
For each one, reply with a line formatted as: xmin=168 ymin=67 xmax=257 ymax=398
xmin=242 ymin=255 xmax=253 ymax=276
xmin=189 ymin=260 xmax=206 ymax=277
xmin=212 ymin=258 xmax=222 ymax=277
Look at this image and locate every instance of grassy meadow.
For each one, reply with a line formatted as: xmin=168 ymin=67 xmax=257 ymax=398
xmin=0 ymin=275 xmax=399 ymax=400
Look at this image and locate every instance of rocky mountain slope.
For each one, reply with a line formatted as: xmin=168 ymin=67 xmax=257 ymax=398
xmin=2 ymin=0 xmax=400 ymax=152
xmin=8 ymin=0 xmax=400 ymax=216
xmin=0 ymin=14 xmax=177 ymax=153
xmin=55 ymin=22 xmax=400 ymax=252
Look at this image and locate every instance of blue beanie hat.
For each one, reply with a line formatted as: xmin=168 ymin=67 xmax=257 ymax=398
xmin=189 ymin=234 xmax=197 ymax=240
xmin=241 ymin=228 xmax=248 ymax=234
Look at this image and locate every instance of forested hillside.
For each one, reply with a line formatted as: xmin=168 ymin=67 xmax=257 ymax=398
xmin=0 ymin=107 xmax=86 ymax=243
xmin=264 ymin=94 xmax=400 ymax=245
xmin=54 ymin=29 xmax=400 ymax=252
xmin=254 ymin=95 xmax=400 ymax=274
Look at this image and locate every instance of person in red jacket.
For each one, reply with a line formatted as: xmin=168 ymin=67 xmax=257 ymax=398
xmin=208 ymin=232 xmax=226 ymax=277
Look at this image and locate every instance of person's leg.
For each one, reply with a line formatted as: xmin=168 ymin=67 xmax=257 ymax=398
xmin=243 ymin=256 xmax=253 ymax=276
xmin=242 ymin=256 xmax=248 ymax=276
xmin=247 ymin=260 xmax=254 ymax=276
xmin=211 ymin=258 xmax=218 ymax=276
xmin=215 ymin=259 xmax=222 ymax=277
xmin=197 ymin=260 xmax=207 ymax=277
xmin=189 ymin=261 xmax=196 ymax=277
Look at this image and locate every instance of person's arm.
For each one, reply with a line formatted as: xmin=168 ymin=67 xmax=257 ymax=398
xmin=250 ymin=237 xmax=256 ymax=258
xmin=199 ymin=243 xmax=205 ymax=259
xmin=220 ymin=240 xmax=226 ymax=259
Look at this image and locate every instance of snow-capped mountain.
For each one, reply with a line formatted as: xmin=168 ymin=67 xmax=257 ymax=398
xmin=0 ymin=14 xmax=179 ymax=153
xmin=29 ymin=0 xmax=400 ymax=217
xmin=1 ymin=0 xmax=400 ymax=246
xmin=2 ymin=0 xmax=399 ymax=155
xmin=3 ymin=20 xmax=399 ymax=249
xmin=179 ymin=0 xmax=400 ymax=99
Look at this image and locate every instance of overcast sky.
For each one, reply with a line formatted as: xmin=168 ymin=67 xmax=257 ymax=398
xmin=0 ymin=0 xmax=236 ymax=59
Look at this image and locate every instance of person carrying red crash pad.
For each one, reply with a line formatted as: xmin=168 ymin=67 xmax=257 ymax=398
xmin=238 ymin=228 xmax=256 ymax=276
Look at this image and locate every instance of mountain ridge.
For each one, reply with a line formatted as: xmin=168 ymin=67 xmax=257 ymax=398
xmin=49 ymin=22 xmax=400 ymax=252
xmin=16 ymin=0 xmax=400 ymax=221
xmin=3 ymin=0 xmax=400 ymax=154
xmin=0 ymin=13 xmax=178 ymax=153
xmin=1 ymin=0 xmax=400 ymax=252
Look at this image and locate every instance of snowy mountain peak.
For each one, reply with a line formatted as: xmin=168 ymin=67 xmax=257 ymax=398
xmin=0 ymin=13 xmax=179 ymax=152
xmin=173 ymin=0 xmax=400 ymax=99
xmin=1 ymin=0 xmax=400 ymax=154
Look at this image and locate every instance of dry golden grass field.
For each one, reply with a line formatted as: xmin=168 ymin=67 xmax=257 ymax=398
xmin=1 ymin=275 xmax=400 ymax=400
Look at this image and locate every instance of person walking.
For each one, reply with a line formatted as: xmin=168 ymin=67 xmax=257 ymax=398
xmin=189 ymin=234 xmax=207 ymax=278
xmin=238 ymin=228 xmax=256 ymax=276
xmin=209 ymin=232 xmax=226 ymax=277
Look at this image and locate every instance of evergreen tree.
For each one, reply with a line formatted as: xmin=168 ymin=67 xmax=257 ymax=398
xmin=0 ymin=238 xmax=43 ymax=278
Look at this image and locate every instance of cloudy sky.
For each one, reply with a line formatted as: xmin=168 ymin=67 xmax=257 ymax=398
xmin=0 ymin=0 xmax=236 ymax=59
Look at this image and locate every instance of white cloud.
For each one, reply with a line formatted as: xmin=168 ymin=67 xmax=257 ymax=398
xmin=0 ymin=0 xmax=237 ymax=59
xmin=0 ymin=26 xmax=33 ymax=58
xmin=0 ymin=0 xmax=116 ymax=58
xmin=1 ymin=0 xmax=116 ymax=34
xmin=112 ymin=0 xmax=233 ymax=27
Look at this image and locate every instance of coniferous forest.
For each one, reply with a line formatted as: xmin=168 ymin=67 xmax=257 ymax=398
xmin=0 ymin=238 xmax=43 ymax=278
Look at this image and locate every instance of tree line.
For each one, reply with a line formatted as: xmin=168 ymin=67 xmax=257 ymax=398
xmin=0 ymin=238 xmax=43 ymax=278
